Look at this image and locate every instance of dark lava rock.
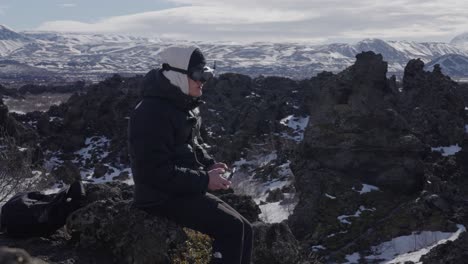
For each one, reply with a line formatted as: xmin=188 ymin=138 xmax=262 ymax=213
xmin=288 ymin=52 xmax=462 ymax=261
xmin=265 ymin=188 xmax=285 ymax=203
xmin=217 ymin=193 xmax=262 ymax=223
xmin=0 ymin=99 xmax=38 ymax=145
xmin=51 ymin=161 xmax=81 ymax=184
xmin=400 ymin=59 xmax=465 ymax=146
xmin=252 ymin=222 xmax=301 ymax=264
xmin=66 ymin=199 xmax=186 ymax=264
xmin=92 ymin=163 xmax=108 ymax=178
xmin=83 ymin=182 xmax=133 ymax=204
xmin=420 ymin=232 xmax=468 ymax=264
xmin=298 ymin=51 xmax=425 ymax=195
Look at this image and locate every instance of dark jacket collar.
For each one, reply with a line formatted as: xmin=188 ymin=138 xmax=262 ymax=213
xmin=142 ymin=69 xmax=204 ymax=111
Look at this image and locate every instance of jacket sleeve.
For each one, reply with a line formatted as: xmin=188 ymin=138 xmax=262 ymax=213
xmin=194 ymin=135 xmax=216 ymax=169
xmin=130 ymin=108 xmax=209 ymax=195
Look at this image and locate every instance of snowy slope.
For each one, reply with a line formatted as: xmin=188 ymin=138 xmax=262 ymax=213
xmin=425 ymin=54 xmax=468 ymax=77
xmin=1 ymin=25 xmax=468 ymax=80
xmin=0 ymin=25 xmax=32 ymax=56
xmin=450 ymin=32 xmax=468 ymax=51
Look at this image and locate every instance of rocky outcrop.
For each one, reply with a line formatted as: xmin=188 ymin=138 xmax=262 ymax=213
xmin=288 ymin=52 xmax=468 ymax=262
xmin=217 ymin=193 xmax=262 ymax=223
xmin=83 ymin=181 xmax=133 ymax=204
xmin=51 ymin=161 xmax=81 ymax=184
xmin=420 ymin=232 xmax=468 ymax=264
xmin=66 ymin=199 xmax=187 ymax=264
xmin=252 ymin=222 xmax=301 ymax=264
xmin=400 ymin=61 xmax=465 ymax=146
xmin=201 ymin=73 xmax=305 ymax=162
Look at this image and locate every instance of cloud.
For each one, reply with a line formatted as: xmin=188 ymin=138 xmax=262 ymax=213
xmin=37 ymin=0 xmax=468 ymax=43
xmin=0 ymin=5 xmax=8 ymax=15
xmin=59 ymin=3 xmax=77 ymax=8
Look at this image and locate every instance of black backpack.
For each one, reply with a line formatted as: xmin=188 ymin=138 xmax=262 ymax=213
xmin=0 ymin=180 xmax=86 ymax=237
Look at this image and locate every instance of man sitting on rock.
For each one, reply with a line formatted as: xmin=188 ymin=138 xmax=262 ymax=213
xmin=128 ymin=45 xmax=253 ymax=264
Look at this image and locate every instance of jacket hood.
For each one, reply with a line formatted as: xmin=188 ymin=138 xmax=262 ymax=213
xmin=142 ymin=69 xmax=203 ymax=111
xmin=159 ymin=45 xmax=199 ymax=95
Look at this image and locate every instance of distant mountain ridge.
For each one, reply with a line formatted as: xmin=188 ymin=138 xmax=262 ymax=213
xmin=1 ymin=25 xmax=468 ymax=82
xmin=426 ymin=54 xmax=468 ymax=78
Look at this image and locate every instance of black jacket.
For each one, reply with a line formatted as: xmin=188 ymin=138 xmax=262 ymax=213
xmin=128 ymin=69 xmax=215 ymax=207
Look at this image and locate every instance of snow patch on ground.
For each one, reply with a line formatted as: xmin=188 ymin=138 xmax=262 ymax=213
xmin=343 ymin=224 xmax=466 ymax=264
xmin=338 ymin=206 xmax=376 ymax=225
xmin=311 ymin=245 xmax=327 ymax=252
xmin=344 ymin=252 xmax=361 ymax=264
xmin=43 ymin=135 xmax=134 ymax=186
xmin=81 ymin=165 xmax=133 ymax=185
xmin=278 ymin=115 xmax=310 ymax=142
xmin=353 ymin=183 xmax=380 ymax=194
xmin=431 ymin=144 xmax=462 ymax=156
xmin=258 ymin=201 xmax=294 ymax=223
xmin=43 ymin=150 xmax=64 ymax=171
xmin=74 ymin=136 xmax=110 ymax=162
xmin=231 ymin=153 xmax=297 ymax=223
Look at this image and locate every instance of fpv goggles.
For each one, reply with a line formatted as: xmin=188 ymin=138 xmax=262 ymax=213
xmin=162 ymin=62 xmax=215 ymax=83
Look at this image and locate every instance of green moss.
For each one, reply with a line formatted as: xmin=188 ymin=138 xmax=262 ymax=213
xmin=170 ymin=228 xmax=212 ymax=264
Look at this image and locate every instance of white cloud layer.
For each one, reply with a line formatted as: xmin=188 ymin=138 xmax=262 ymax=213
xmin=37 ymin=0 xmax=468 ymax=43
xmin=0 ymin=5 xmax=8 ymax=15
xmin=59 ymin=3 xmax=77 ymax=8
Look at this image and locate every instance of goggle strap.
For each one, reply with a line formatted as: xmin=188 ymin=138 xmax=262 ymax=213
xmin=162 ymin=63 xmax=188 ymax=75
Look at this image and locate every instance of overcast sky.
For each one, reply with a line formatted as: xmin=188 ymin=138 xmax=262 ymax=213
xmin=1 ymin=0 xmax=467 ymax=44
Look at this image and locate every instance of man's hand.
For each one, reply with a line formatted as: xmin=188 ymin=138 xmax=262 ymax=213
xmin=208 ymin=162 xmax=228 ymax=171
xmin=207 ymin=168 xmax=231 ymax=191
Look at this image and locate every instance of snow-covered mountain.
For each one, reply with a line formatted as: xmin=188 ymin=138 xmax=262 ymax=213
xmin=450 ymin=32 xmax=468 ymax=51
xmin=1 ymin=25 xmax=468 ymax=82
xmin=0 ymin=25 xmax=32 ymax=56
xmin=426 ymin=54 xmax=468 ymax=77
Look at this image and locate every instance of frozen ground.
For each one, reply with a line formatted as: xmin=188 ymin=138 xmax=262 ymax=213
xmin=344 ymin=224 xmax=466 ymax=264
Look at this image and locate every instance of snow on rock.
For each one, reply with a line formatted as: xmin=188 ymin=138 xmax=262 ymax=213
xmin=431 ymin=144 xmax=462 ymax=156
xmin=43 ymin=150 xmax=64 ymax=171
xmin=17 ymin=147 xmax=28 ymax=152
xmin=278 ymin=115 xmax=310 ymax=142
xmin=81 ymin=165 xmax=133 ymax=185
xmin=311 ymin=245 xmax=327 ymax=252
xmin=258 ymin=201 xmax=294 ymax=223
xmin=280 ymin=115 xmax=309 ymax=130
xmin=74 ymin=136 xmax=110 ymax=163
xmin=337 ymin=206 xmax=376 ymax=225
xmin=43 ymin=135 xmax=134 ymax=186
xmin=354 ymin=183 xmax=380 ymax=194
xmin=344 ymin=252 xmax=361 ymax=264
xmin=352 ymin=224 xmax=467 ymax=264
xmin=231 ymin=153 xmax=297 ymax=223
xmin=49 ymin=116 xmax=63 ymax=122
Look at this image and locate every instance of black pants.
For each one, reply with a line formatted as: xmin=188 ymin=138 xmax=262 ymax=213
xmin=144 ymin=193 xmax=253 ymax=264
